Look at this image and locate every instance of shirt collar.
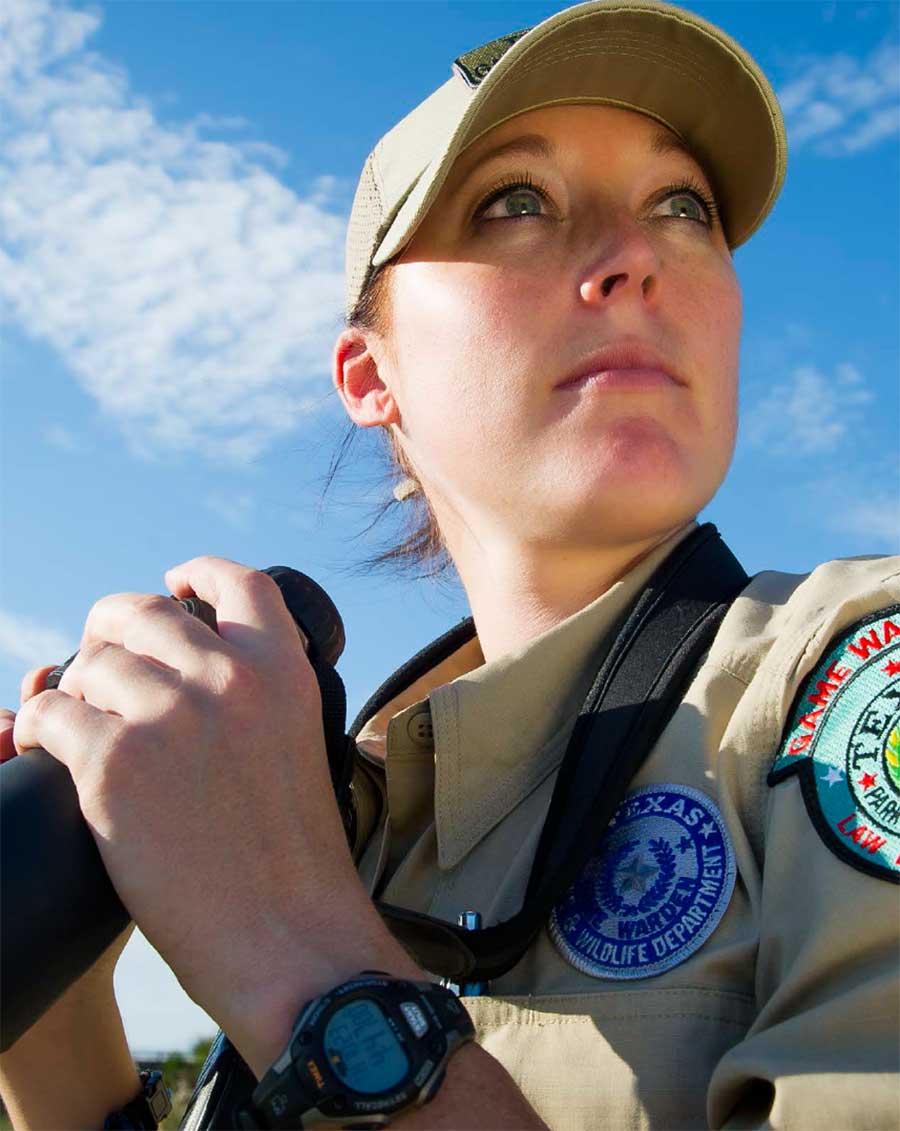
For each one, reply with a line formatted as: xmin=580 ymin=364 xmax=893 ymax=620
xmin=355 ymin=523 xmax=697 ymax=869
xmin=432 ymin=525 xmax=696 ymax=867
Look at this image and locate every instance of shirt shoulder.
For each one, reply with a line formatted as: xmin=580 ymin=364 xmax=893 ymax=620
xmin=707 ymin=553 xmax=900 ymax=706
xmin=704 ymin=553 xmax=900 ymax=884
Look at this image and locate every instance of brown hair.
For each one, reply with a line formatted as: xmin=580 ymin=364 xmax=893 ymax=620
xmin=323 ymin=262 xmax=453 ymax=578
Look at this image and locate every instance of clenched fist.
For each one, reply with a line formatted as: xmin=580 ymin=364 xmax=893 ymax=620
xmin=9 ymin=557 xmax=414 ymax=1077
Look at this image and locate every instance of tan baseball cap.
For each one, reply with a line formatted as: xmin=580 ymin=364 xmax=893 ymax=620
xmin=345 ymin=0 xmax=788 ymax=318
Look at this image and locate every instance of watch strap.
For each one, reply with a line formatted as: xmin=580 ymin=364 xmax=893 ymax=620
xmin=103 ymin=1069 xmax=173 ymax=1130
xmin=236 ymin=974 xmax=473 ymax=1129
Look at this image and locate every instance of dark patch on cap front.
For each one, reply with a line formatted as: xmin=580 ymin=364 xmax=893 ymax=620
xmin=453 ymin=27 xmax=531 ymax=89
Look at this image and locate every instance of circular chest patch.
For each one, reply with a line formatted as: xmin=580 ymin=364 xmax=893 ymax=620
xmin=548 ymin=784 xmax=736 ymax=980
xmin=769 ymin=604 xmax=900 ymax=883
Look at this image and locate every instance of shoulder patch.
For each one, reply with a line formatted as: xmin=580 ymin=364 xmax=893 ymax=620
xmin=549 ymin=785 xmax=736 ymax=979
xmin=769 ymin=604 xmax=900 ymax=883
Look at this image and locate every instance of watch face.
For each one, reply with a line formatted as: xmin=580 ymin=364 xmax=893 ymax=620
xmin=323 ymin=999 xmax=410 ymax=1096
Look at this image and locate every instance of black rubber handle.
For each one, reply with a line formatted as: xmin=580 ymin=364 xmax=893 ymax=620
xmin=0 ymin=568 xmax=345 ymax=1052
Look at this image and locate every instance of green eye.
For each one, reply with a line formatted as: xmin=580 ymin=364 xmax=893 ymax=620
xmin=500 ymin=188 xmax=544 ymax=216
xmin=475 ymin=177 xmax=551 ymax=222
xmin=656 ymin=181 xmax=719 ymax=227
xmin=665 ymin=193 xmax=706 ymax=222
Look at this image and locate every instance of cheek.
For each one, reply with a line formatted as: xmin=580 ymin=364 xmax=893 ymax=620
xmin=689 ymin=260 xmax=741 ymax=438
xmin=389 ymin=264 xmax=542 ymax=439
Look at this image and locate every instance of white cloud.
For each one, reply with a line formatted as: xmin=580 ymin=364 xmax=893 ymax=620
xmin=43 ymin=422 xmax=90 ymax=453
xmin=204 ymin=489 xmax=256 ymax=530
xmin=1 ymin=0 xmax=346 ymax=464
xmin=842 ymin=103 xmax=900 ymax=154
xmin=778 ymin=39 xmax=900 ymax=154
xmin=831 ymin=496 xmax=899 ymax=548
xmin=743 ymin=361 xmax=875 ymax=456
xmin=0 ymin=609 xmax=77 ymax=670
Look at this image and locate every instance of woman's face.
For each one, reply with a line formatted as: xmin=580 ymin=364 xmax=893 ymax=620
xmin=364 ymin=103 xmax=741 ymax=553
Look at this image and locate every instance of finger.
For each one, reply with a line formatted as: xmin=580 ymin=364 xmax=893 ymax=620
xmin=57 ymin=640 xmax=183 ymax=719
xmin=13 ymin=689 xmax=120 ymax=779
xmin=1 ymin=710 xmax=16 ymax=764
xmin=80 ymin=592 xmax=229 ymax=678
xmin=20 ymin=665 xmax=59 ymax=705
xmin=165 ymin=557 xmax=296 ymax=655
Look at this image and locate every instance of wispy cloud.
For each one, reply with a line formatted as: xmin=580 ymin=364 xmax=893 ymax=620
xmin=0 ymin=610 xmax=76 ymax=670
xmin=43 ymin=422 xmax=91 ymax=453
xmin=743 ymin=362 xmax=875 ymax=455
xmin=778 ymin=39 xmax=900 ymax=154
xmin=204 ymin=490 xmax=256 ymax=530
xmin=1 ymin=0 xmax=345 ymax=464
xmin=831 ymin=495 xmax=899 ymax=549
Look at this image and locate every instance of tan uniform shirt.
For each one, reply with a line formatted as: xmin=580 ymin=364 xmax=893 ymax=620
xmin=353 ymin=531 xmax=900 ymax=1130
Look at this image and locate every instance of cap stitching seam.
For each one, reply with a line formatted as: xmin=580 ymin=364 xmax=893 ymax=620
xmin=508 ymin=37 xmax=718 ymax=90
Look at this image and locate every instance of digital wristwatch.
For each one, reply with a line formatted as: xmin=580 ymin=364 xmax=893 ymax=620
xmin=235 ymin=972 xmax=475 ymax=1129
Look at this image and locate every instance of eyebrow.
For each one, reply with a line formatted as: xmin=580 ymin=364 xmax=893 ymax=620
xmin=452 ymin=133 xmax=554 ymax=189
xmin=648 ymin=126 xmax=702 ymax=165
xmin=453 ymin=124 xmax=707 ymax=190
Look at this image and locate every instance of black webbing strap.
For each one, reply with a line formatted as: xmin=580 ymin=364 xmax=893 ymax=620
xmin=349 ymin=616 xmax=479 ymax=739
xmin=374 ymin=524 xmax=749 ymax=981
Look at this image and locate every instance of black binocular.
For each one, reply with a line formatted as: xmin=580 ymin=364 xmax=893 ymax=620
xmin=0 ymin=567 xmax=351 ymax=1053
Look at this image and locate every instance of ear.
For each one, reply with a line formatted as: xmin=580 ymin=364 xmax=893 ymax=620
xmin=332 ymin=327 xmax=401 ymax=428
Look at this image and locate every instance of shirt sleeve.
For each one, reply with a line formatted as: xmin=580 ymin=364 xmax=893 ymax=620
xmin=707 ymin=599 xmax=900 ymax=1130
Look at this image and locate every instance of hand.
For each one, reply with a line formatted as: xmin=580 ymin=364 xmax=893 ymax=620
xmin=3 ymin=663 xmax=135 ymax=1012
xmin=11 ymin=558 xmax=403 ymax=1071
xmin=1 ymin=665 xmax=57 ymax=764
xmin=3 ymin=665 xmax=137 ymax=985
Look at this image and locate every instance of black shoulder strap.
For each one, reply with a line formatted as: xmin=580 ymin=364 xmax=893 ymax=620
xmin=375 ymin=524 xmax=748 ymax=981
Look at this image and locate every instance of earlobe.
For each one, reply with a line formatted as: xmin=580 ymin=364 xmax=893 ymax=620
xmin=333 ymin=328 xmax=400 ymax=428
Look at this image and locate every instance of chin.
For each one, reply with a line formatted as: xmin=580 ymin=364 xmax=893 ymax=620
xmin=537 ymin=424 xmax=723 ymax=545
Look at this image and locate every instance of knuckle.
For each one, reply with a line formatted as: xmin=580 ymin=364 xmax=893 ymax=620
xmin=80 ymin=637 xmax=115 ymax=663
xmin=239 ymin=568 xmax=280 ymax=603
xmin=217 ymin=654 xmax=262 ymax=702
xmin=134 ymin=592 xmax=174 ymax=618
xmin=190 ymin=554 xmax=224 ymax=574
xmin=26 ymin=687 xmax=60 ymax=728
xmin=157 ymin=673 xmax=196 ymax=713
xmin=87 ymin=592 xmax=123 ymax=621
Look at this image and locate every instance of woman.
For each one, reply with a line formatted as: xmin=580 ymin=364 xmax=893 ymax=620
xmin=1 ymin=1 xmax=897 ymax=1128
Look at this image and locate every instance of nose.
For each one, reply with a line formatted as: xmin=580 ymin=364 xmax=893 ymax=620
xmin=577 ymin=216 xmax=660 ymax=307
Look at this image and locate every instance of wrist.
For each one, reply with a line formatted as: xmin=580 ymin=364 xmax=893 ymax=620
xmin=236 ymin=972 xmax=475 ymax=1130
xmin=226 ymin=917 xmax=421 ymax=1080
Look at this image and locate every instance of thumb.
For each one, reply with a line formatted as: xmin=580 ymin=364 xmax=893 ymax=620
xmin=1 ymin=709 xmax=17 ymax=764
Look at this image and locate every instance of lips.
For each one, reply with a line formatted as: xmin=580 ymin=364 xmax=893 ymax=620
xmin=555 ymin=340 xmax=683 ymax=390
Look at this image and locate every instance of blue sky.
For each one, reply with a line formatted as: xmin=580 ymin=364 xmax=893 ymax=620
xmin=2 ymin=0 xmax=898 ymax=1054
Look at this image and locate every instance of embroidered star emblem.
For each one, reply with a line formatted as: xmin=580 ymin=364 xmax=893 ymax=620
xmin=882 ymin=659 xmax=900 ymax=676
xmin=617 ymin=853 xmax=658 ymax=895
xmin=821 ymin=765 xmax=845 ymax=787
xmin=699 ymin=821 xmax=715 ymax=839
xmin=858 ymin=772 xmax=877 ymax=790
xmin=678 ymin=835 xmax=692 ymax=854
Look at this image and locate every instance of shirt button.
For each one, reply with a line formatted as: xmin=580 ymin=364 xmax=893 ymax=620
xmin=407 ymin=712 xmax=433 ymax=747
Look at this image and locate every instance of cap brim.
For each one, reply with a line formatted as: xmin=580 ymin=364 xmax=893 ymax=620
xmin=372 ymin=0 xmax=786 ymax=268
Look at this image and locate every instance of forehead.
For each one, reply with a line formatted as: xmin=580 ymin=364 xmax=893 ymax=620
xmin=448 ymin=104 xmax=711 ymax=187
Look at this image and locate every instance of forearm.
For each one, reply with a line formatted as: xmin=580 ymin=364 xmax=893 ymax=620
xmin=0 ymin=979 xmax=140 ymax=1131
